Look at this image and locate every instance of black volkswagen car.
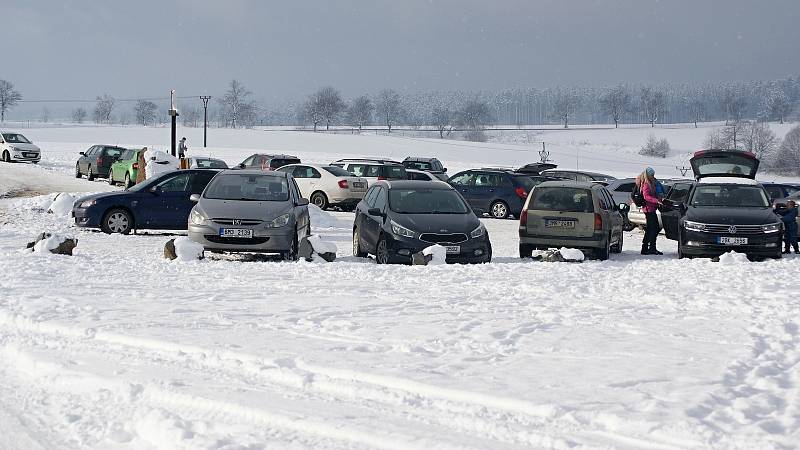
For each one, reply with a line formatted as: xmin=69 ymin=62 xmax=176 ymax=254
xmin=661 ymin=150 xmax=783 ymax=259
xmin=352 ymin=180 xmax=492 ymax=264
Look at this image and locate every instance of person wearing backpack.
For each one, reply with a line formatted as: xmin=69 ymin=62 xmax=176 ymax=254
xmin=636 ymin=167 xmax=664 ymax=255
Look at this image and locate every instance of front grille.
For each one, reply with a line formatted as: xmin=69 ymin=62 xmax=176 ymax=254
xmin=205 ymin=235 xmax=269 ymax=245
xmin=212 ymin=218 xmax=263 ymax=226
xmin=702 ymin=224 xmax=765 ymax=235
xmin=419 ymin=233 xmax=468 ymax=244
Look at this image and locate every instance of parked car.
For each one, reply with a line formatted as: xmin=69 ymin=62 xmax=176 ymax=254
xmin=330 ymin=158 xmax=407 ymax=185
xmin=402 ymin=157 xmax=448 ymax=181
xmin=661 ymin=150 xmax=782 ymax=259
xmin=447 ymin=168 xmax=541 ymax=219
xmin=187 ymin=170 xmax=311 ymax=260
xmin=276 ymin=163 xmax=368 ymax=210
xmin=406 ymin=169 xmax=439 ymax=181
xmin=76 ymin=145 xmax=127 ymax=180
xmin=108 ymin=148 xmax=145 ymax=189
xmin=352 ymin=180 xmax=491 ymax=264
xmin=518 ymin=181 xmax=627 ymax=260
xmin=761 ymin=182 xmax=800 ymax=204
xmin=0 ymin=131 xmax=41 ymax=163
xmin=188 ymin=157 xmax=229 ymax=169
xmin=541 ymin=169 xmax=617 ymax=185
xmin=237 ymin=154 xmax=300 ymax=170
xmin=73 ymin=169 xmax=220 ymax=234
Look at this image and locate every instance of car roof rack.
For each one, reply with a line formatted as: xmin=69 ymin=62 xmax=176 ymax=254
xmin=334 ymin=157 xmax=403 ymax=165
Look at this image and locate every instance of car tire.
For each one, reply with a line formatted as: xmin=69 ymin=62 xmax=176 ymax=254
xmin=353 ymin=227 xmax=367 ymax=257
xmin=611 ymin=231 xmax=623 ymax=254
xmin=107 ymin=171 xmax=115 ymax=185
xmin=519 ymin=243 xmax=533 ymax=258
xmin=376 ymin=235 xmax=390 ymax=264
xmin=87 ymin=166 xmax=95 ymax=181
xmin=310 ymin=191 xmax=328 ymax=210
xmin=490 ymin=201 xmax=509 ymax=219
xmin=1 ymin=151 xmax=10 ymax=163
xmin=101 ymin=208 xmax=133 ymax=234
xmin=283 ymin=231 xmax=299 ymax=261
xmin=31 ymin=161 xmax=38 ymax=164
xmin=75 ymin=164 xmax=82 ymax=178
xmin=597 ymin=234 xmax=611 ymax=261
xmin=123 ymin=173 xmax=132 ymax=189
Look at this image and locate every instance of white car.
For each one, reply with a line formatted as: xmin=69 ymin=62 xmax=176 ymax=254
xmin=276 ymin=163 xmax=368 ymax=210
xmin=0 ymin=131 xmax=41 ymax=163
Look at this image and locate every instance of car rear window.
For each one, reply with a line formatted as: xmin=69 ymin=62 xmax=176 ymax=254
xmin=404 ymin=161 xmax=432 ymax=171
xmin=105 ymin=147 xmax=125 ymax=159
xmin=195 ymin=158 xmax=228 ymax=169
xmin=270 ymin=158 xmax=300 ymax=169
xmin=384 ymin=165 xmax=407 ymax=179
xmin=119 ymin=149 xmax=134 ymax=160
xmin=530 ymin=187 xmax=594 ymax=213
xmin=323 ymin=166 xmax=354 ymax=177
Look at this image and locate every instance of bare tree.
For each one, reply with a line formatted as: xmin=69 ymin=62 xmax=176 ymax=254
xmin=0 ymin=79 xmax=22 ymax=122
xmin=431 ymin=107 xmax=454 ymax=138
xmin=134 ymin=100 xmax=158 ymax=126
xmin=599 ymin=85 xmax=631 ymax=128
xmin=704 ymin=122 xmax=745 ymax=150
xmin=740 ymin=121 xmax=778 ymax=160
xmin=639 ymin=133 xmax=670 ymax=158
xmin=305 ymin=86 xmax=345 ymax=130
xmin=182 ymin=107 xmax=201 ymax=127
xmin=774 ymin=125 xmax=800 ymax=175
xmin=347 ymin=96 xmax=373 ymax=130
xmin=685 ymin=96 xmax=705 ymax=128
xmin=764 ymin=89 xmax=792 ymax=124
xmin=71 ymin=107 xmax=87 ymax=124
xmin=720 ymin=87 xmax=747 ymax=124
xmin=303 ymin=93 xmax=324 ymax=132
xmin=93 ymin=95 xmax=115 ymax=124
xmin=640 ymin=87 xmax=666 ymax=127
xmin=549 ymin=89 xmax=581 ymax=128
xmin=375 ymin=89 xmax=403 ymax=132
xmin=219 ymin=80 xmax=254 ymax=128
xmin=457 ymin=99 xmax=493 ymax=141
xmin=40 ymin=107 xmax=50 ymax=123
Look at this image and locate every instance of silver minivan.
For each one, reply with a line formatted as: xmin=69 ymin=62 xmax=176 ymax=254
xmin=518 ymin=181 xmax=628 ymax=260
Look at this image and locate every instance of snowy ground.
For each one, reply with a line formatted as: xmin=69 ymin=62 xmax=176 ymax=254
xmin=1 ymin=125 xmax=799 ymax=449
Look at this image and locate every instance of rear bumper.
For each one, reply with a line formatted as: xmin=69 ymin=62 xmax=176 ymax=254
xmin=519 ymin=231 xmax=606 ymax=249
xmin=330 ymin=191 xmax=365 ymax=205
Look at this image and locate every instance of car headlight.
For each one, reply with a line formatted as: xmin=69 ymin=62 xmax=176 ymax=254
xmin=79 ymin=199 xmax=97 ymax=208
xmin=470 ymin=223 xmax=486 ymax=238
xmin=762 ymin=222 xmax=782 ymax=233
xmin=190 ymin=209 xmax=206 ymax=225
xmin=683 ymin=220 xmax=707 ymax=232
xmin=267 ymin=213 xmax=290 ymax=228
xmin=390 ymin=220 xmax=416 ymax=238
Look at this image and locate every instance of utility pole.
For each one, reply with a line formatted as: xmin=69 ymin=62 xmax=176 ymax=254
xmin=200 ymin=95 xmax=211 ymax=147
xmin=168 ymin=90 xmax=179 ymax=157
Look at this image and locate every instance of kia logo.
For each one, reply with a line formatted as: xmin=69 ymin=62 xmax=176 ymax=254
xmin=233 ymin=219 xmax=242 ymax=225
xmin=728 ymin=226 xmax=737 ymax=234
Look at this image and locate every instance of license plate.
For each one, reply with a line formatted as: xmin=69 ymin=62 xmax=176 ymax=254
xmin=445 ymin=245 xmax=460 ymax=254
xmin=24 ymin=153 xmax=37 ymax=158
xmin=718 ymin=237 xmax=748 ymax=245
xmin=545 ymin=219 xmax=576 ymax=228
xmin=219 ymin=228 xmax=253 ymax=238
xmin=353 ymin=182 xmax=365 ymax=188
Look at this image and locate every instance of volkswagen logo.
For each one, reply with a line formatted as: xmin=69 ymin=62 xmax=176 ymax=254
xmin=728 ymin=225 xmax=737 ymax=234
xmin=439 ymin=229 xmax=448 ymax=233
xmin=233 ymin=219 xmax=242 ymax=226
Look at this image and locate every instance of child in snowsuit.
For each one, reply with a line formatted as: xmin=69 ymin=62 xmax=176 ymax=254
xmin=776 ymin=200 xmax=799 ymax=254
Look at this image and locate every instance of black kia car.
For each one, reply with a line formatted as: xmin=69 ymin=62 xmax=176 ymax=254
xmin=661 ymin=150 xmax=783 ymax=259
xmin=352 ymin=180 xmax=492 ymax=264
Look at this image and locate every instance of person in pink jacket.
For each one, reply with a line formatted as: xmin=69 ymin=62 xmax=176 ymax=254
xmin=637 ymin=167 xmax=664 ymax=255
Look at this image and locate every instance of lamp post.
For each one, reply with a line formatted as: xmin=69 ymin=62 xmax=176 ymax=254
xmin=200 ymin=96 xmax=211 ymax=148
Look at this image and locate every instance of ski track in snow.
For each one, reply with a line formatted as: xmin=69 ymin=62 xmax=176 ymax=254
xmin=1 ymin=128 xmax=800 ymax=448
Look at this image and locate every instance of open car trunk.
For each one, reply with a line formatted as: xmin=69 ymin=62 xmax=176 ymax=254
xmin=690 ymin=150 xmax=759 ymax=180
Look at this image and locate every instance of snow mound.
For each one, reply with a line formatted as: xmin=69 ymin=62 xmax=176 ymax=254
xmin=47 ymin=193 xmax=77 ymax=216
xmin=559 ymin=247 xmax=585 ymax=262
xmin=308 ymin=204 xmax=338 ymax=228
xmin=32 ymin=233 xmax=74 ymax=254
xmin=144 ymin=149 xmax=179 ymax=179
xmin=422 ymin=245 xmax=447 ymax=265
xmin=718 ymin=251 xmax=750 ymax=265
xmin=173 ymin=237 xmax=204 ymax=261
xmin=307 ymin=234 xmax=338 ymax=255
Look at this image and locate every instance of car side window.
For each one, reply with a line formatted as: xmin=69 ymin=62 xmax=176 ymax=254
xmin=241 ymin=155 xmax=256 ymax=166
xmin=363 ymin=187 xmax=378 ymax=207
xmin=449 ymin=172 xmax=473 ymax=186
xmin=291 ymin=166 xmax=308 ymax=178
xmin=275 ymin=166 xmax=293 ymax=174
xmin=615 ymin=183 xmax=635 ymax=193
xmin=158 ymin=173 xmax=191 ymax=192
xmin=474 ymin=173 xmax=499 ymax=187
xmin=373 ymin=187 xmax=387 ymax=211
xmin=349 ymin=164 xmax=367 ymax=177
xmin=765 ymin=186 xmax=783 ymax=200
xmin=188 ymin=171 xmax=218 ymax=194
xmin=366 ymin=165 xmax=382 ymax=177
xmin=667 ymin=183 xmax=692 ymax=203
xmin=576 ymin=173 xmax=592 ymax=182
xmin=290 ymin=178 xmax=302 ymax=199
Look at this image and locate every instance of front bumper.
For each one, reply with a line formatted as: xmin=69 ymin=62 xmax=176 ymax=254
xmin=384 ymin=233 xmax=491 ymax=264
xmin=188 ymin=223 xmax=294 ymax=252
xmin=680 ymin=229 xmax=782 ymax=257
xmin=10 ymin=149 xmax=41 ymax=162
xmin=72 ymin=207 xmax=102 ymax=228
xmin=519 ymin=230 xmax=606 ymax=249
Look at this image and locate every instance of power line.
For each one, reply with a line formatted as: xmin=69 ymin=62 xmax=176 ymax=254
xmin=18 ymin=95 xmax=211 ymax=104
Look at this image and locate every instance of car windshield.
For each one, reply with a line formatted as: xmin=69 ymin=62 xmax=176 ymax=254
xmin=119 ymin=149 xmax=134 ymax=160
xmin=195 ymin=158 xmax=228 ymax=169
xmin=322 ymin=166 xmax=353 ymax=177
xmin=530 ymin=187 xmax=594 ymax=213
xmin=204 ymin=174 xmax=289 ymax=201
xmin=404 ymin=161 xmax=432 ymax=171
xmin=2 ymin=133 xmax=31 ymax=144
xmin=590 ymin=174 xmax=617 ymax=182
xmin=691 ymin=185 xmax=769 ymax=207
xmin=386 ymin=165 xmax=406 ymax=178
xmin=389 ymin=189 xmax=469 ymax=214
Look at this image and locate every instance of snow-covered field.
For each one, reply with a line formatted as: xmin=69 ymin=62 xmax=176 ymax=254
xmin=1 ymin=124 xmax=799 ymax=449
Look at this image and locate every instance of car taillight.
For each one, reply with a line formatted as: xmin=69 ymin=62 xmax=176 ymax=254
xmin=338 ymin=180 xmax=348 ymax=189
xmin=96 ymin=157 xmax=103 ymax=166
xmin=377 ymin=176 xmax=386 ymax=181
xmin=132 ymin=162 xmax=139 ymax=170
xmin=594 ymin=213 xmax=603 ymax=230
xmin=520 ymin=209 xmax=528 ymax=226
xmin=515 ymin=187 xmax=528 ymax=199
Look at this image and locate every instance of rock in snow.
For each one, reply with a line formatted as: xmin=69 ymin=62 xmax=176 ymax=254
xmin=27 ymin=232 xmax=78 ymax=255
xmin=299 ymin=235 xmax=337 ymax=262
xmin=413 ymin=245 xmax=447 ymax=266
xmin=717 ymin=251 xmax=750 ymax=265
xmin=532 ymin=247 xmax=585 ymax=263
xmin=47 ymin=193 xmax=77 ymax=216
xmin=164 ymin=237 xmax=204 ymax=261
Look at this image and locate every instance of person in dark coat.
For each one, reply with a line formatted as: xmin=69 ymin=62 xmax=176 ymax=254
xmin=776 ymin=200 xmax=799 ymax=254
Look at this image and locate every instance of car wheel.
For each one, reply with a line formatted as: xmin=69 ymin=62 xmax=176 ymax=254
xmin=611 ymin=231 xmax=623 ymax=253
xmin=376 ymin=235 xmax=390 ymax=264
xmin=310 ymin=191 xmax=328 ymax=210
xmin=75 ymin=164 xmax=82 ymax=178
xmin=1 ymin=150 xmax=10 ymax=163
xmin=353 ymin=227 xmax=367 ymax=257
xmin=283 ymin=231 xmax=299 ymax=261
xmin=123 ymin=172 xmax=132 ymax=189
xmin=87 ymin=166 xmax=95 ymax=181
xmin=519 ymin=243 xmax=533 ymax=258
xmin=490 ymin=201 xmax=509 ymax=219
xmin=597 ymin=234 xmax=611 ymax=261
xmin=101 ymin=208 xmax=133 ymax=234
xmin=107 ymin=171 xmax=115 ymax=185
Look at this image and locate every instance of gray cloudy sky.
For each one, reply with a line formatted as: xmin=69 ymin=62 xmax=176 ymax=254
xmin=4 ymin=0 xmax=800 ymax=102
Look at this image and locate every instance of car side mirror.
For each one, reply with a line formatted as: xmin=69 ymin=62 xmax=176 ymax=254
xmin=296 ymin=198 xmax=309 ymax=206
xmin=189 ymin=193 xmax=200 ymax=202
xmin=79 ymin=152 xmax=85 ymax=156
xmin=618 ymin=203 xmax=630 ymax=213
xmin=368 ymin=208 xmax=385 ymax=217
xmin=149 ymin=186 xmax=161 ymax=195
xmin=443 ymin=168 xmax=448 ymax=173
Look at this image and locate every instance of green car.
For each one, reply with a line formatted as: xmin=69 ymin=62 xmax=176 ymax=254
xmin=108 ymin=148 xmax=145 ymax=189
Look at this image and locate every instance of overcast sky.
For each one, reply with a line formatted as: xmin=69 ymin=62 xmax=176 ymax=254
xmin=4 ymin=0 xmax=799 ymax=104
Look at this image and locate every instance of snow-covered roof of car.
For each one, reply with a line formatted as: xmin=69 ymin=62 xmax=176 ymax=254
xmin=697 ymin=177 xmax=759 ymax=185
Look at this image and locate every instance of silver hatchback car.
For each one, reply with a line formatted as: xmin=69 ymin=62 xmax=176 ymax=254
xmin=188 ymin=170 xmax=311 ymax=260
